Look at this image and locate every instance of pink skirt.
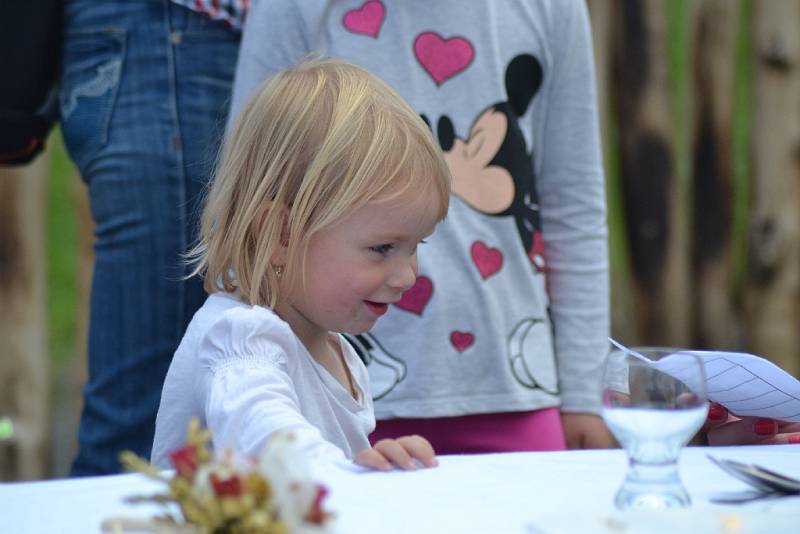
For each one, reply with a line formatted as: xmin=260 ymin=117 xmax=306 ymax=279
xmin=369 ymin=408 xmax=566 ymax=454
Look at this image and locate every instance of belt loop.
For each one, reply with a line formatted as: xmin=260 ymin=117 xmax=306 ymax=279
xmin=167 ymin=0 xmax=189 ymax=33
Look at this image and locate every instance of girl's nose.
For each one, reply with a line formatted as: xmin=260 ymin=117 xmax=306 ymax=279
xmin=390 ymin=257 xmax=418 ymax=292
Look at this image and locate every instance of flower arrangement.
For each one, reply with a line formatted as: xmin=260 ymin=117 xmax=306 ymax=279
xmin=103 ymin=419 xmax=332 ymax=534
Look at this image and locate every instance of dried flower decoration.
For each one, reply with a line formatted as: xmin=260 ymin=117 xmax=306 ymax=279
xmin=102 ymin=419 xmax=332 ymax=534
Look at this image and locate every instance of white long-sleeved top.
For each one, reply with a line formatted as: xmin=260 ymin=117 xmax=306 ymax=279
xmin=151 ymin=292 xmax=375 ymax=467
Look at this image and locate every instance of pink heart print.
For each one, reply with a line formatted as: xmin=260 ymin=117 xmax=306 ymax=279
xmin=470 ymin=241 xmax=503 ymax=279
xmin=450 ymin=331 xmax=475 ymax=353
xmin=342 ymin=0 xmax=385 ymax=38
xmin=394 ymin=275 xmax=433 ymax=315
xmin=414 ymin=32 xmax=475 ymax=85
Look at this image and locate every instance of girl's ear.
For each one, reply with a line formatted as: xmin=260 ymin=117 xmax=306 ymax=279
xmin=253 ymin=200 xmax=290 ymax=267
xmin=267 ymin=204 xmax=291 ymax=267
xmin=271 ymin=238 xmax=288 ymax=267
xmin=279 ymin=207 xmax=291 ymax=247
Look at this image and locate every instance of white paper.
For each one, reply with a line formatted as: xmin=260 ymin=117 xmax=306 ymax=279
xmin=609 ymin=339 xmax=800 ymax=422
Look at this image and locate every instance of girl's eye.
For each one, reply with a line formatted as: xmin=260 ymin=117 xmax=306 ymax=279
xmin=369 ymin=244 xmax=394 ymax=255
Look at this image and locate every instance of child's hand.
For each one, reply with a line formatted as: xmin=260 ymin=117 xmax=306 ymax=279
xmin=703 ymin=402 xmax=800 ymax=445
xmin=561 ymin=412 xmax=617 ymax=449
xmin=354 ymin=435 xmax=438 ymax=471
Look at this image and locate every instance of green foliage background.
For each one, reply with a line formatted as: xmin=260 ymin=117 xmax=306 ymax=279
xmin=47 ymin=129 xmax=79 ymax=373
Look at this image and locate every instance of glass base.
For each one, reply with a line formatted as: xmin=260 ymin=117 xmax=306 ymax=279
xmin=614 ymin=461 xmax=691 ymax=510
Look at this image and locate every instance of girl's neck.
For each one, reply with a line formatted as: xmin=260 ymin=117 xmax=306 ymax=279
xmin=306 ymin=333 xmax=359 ymax=401
xmin=273 ymin=302 xmax=358 ymax=399
xmin=273 ymin=300 xmax=328 ymax=355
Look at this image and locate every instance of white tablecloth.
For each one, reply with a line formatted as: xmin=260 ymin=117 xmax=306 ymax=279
xmin=3 ymin=445 xmax=799 ymax=533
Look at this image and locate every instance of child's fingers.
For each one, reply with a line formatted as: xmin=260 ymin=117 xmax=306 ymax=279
xmin=752 ymin=431 xmax=800 ymax=445
xmin=769 ymin=422 xmax=800 ymax=445
xmin=373 ymin=438 xmax=416 ymax=470
xmin=396 ymin=435 xmax=438 ymax=467
xmin=707 ymin=416 xmax=780 ymax=446
xmin=354 ymin=448 xmax=393 ymax=471
xmin=701 ymin=403 xmax=732 ymax=433
xmin=777 ymin=421 xmax=800 ymax=434
xmin=354 ymin=437 xmax=438 ymax=471
xmin=676 ymin=392 xmax=702 ymax=408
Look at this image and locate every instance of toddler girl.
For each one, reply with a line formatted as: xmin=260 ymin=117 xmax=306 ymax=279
xmin=151 ymin=59 xmax=450 ymax=471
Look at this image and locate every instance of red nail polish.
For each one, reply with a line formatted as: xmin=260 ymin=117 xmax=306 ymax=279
xmin=789 ymin=435 xmax=800 ymax=444
xmin=708 ymin=404 xmax=726 ymax=421
xmin=754 ymin=419 xmax=776 ymax=436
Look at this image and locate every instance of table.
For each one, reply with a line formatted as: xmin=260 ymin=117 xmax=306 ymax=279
xmin=2 ymin=445 xmax=799 ymax=533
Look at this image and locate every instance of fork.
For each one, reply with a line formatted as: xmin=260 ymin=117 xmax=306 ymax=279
xmin=710 ymin=490 xmax=788 ymax=505
xmin=708 ymin=455 xmax=800 ymax=502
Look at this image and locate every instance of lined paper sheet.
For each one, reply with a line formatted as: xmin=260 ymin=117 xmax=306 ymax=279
xmin=610 ymin=340 xmax=800 ymax=422
xmin=662 ymin=351 xmax=800 ymax=422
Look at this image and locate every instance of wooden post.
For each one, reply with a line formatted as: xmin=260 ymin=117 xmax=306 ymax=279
xmin=72 ymin=174 xmax=92 ymax=463
xmin=0 ymin=156 xmax=48 ymax=480
xmin=613 ymin=0 xmax=690 ymax=346
xmin=587 ymin=0 xmax=613 ymax=166
xmin=48 ymin=170 xmax=92 ymax=478
xmin=688 ymin=0 xmax=741 ymax=350
xmin=587 ymin=0 xmax=637 ymax=343
xmin=746 ymin=0 xmax=800 ymax=376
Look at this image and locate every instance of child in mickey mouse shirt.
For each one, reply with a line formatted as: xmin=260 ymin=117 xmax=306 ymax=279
xmin=230 ymin=0 xmax=613 ymax=451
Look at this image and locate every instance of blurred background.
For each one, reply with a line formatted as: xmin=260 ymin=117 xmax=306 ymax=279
xmin=2 ymin=0 xmax=799 ymax=481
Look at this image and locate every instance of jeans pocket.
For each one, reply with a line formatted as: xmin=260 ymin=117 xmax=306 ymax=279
xmin=59 ymin=27 xmax=126 ymax=177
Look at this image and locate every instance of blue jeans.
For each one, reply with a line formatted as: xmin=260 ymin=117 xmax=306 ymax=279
xmin=59 ymin=0 xmax=240 ymax=476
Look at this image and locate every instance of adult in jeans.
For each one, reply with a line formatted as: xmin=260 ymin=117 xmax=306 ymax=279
xmin=59 ymin=0 xmax=243 ymax=476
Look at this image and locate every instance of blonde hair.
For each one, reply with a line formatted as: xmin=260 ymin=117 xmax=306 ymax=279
xmin=190 ymin=58 xmax=451 ymax=307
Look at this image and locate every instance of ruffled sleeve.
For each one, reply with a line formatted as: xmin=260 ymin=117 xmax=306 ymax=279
xmin=196 ymin=307 xmax=348 ymax=463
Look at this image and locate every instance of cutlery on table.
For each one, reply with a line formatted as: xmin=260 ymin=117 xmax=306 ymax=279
xmin=708 ymin=455 xmax=800 ymax=504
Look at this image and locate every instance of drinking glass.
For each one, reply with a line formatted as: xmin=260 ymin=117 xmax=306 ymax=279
xmin=602 ymin=347 xmax=708 ymax=510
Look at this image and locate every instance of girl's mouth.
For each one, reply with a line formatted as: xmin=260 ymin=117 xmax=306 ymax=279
xmin=364 ymin=301 xmax=389 ymax=316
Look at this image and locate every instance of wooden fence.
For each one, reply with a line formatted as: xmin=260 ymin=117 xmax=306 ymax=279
xmin=2 ymin=0 xmax=799 ymax=480
xmin=590 ymin=0 xmax=800 ymax=376
xmin=0 ymin=159 xmax=48 ymax=480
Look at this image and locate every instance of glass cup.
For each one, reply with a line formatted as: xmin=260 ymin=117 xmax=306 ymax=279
xmin=602 ymin=347 xmax=709 ymax=510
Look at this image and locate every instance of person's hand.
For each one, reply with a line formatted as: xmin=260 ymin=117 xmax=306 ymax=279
xmin=354 ymin=435 xmax=438 ymax=471
xmin=703 ymin=402 xmax=800 ymax=446
xmin=561 ymin=412 xmax=617 ymax=449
